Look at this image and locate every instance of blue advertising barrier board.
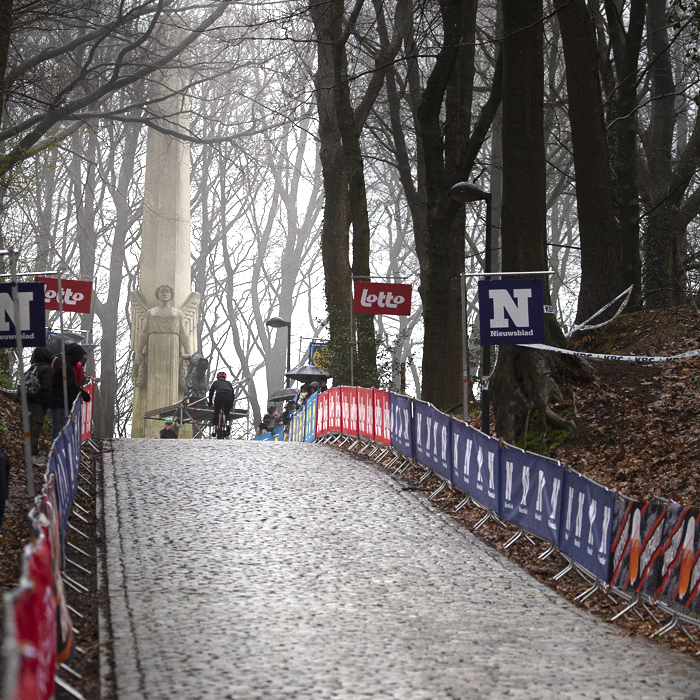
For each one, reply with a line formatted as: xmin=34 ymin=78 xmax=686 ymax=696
xmin=413 ymin=401 xmax=451 ymax=480
xmin=450 ymin=418 xmax=500 ymax=512
xmin=304 ymin=392 xmax=318 ymax=442
xmin=499 ymin=445 xmax=564 ymax=545
xmin=390 ymin=393 xmax=414 ymax=459
xmin=559 ymin=470 xmax=616 ymax=582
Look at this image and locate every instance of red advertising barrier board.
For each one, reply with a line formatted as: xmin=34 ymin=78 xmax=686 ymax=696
xmin=327 ymin=387 xmax=343 ymax=433
xmin=35 ymin=276 xmax=93 ymax=314
xmin=373 ymin=389 xmax=391 ymax=445
xmin=316 ymin=390 xmax=328 ymax=437
xmin=80 ymin=382 xmax=95 ymax=441
xmin=341 ymin=387 xmax=358 ymax=435
xmin=357 ymin=387 xmax=374 ymax=440
xmin=5 ymin=529 xmax=57 ymax=700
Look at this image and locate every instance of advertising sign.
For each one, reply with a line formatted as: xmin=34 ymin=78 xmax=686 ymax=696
xmin=610 ymin=498 xmax=668 ymax=595
xmin=35 ymin=276 xmax=92 ymax=314
xmin=308 ymin=341 xmax=329 ymax=369
xmin=499 ymin=445 xmax=564 ymax=545
xmin=449 ymin=419 xmax=500 ymax=512
xmin=327 ymin=387 xmax=342 ymax=433
xmin=316 ymin=390 xmax=328 ymax=437
xmin=478 ymin=279 xmax=545 ymax=345
xmin=341 ymin=387 xmax=358 ymax=435
xmin=390 ymin=393 xmax=414 ymax=459
xmin=357 ymin=387 xmax=374 ymax=440
xmin=304 ymin=392 xmax=317 ymax=442
xmin=656 ymin=504 xmax=700 ymax=612
xmin=0 ymin=282 xmax=46 ymax=348
xmin=413 ymin=401 xmax=451 ymax=481
xmin=4 ymin=530 xmax=57 ymax=700
xmin=373 ymin=389 xmax=391 ymax=446
xmin=559 ymin=470 xmax=615 ymax=582
xmin=353 ymin=282 xmax=412 ymax=315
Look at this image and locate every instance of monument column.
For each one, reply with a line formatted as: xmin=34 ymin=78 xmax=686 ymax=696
xmin=131 ymin=57 xmax=200 ymax=437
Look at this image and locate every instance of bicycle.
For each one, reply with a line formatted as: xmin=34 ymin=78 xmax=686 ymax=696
xmin=212 ymin=405 xmax=230 ymax=439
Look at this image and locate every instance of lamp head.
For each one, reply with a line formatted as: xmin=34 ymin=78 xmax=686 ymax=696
xmin=266 ymin=316 xmax=291 ymax=328
xmin=448 ymin=182 xmax=489 ymax=203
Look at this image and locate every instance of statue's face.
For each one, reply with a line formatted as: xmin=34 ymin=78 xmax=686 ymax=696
xmin=156 ymin=286 xmax=173 ymax=302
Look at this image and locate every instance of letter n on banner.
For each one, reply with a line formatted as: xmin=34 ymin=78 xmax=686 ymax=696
xmin=373 ymin=389 xmax=391 ymax=445
xmin=357 ymin=388 xmax=374 ymax=440
xmin=341 ymin=387 xmax=358 ymax=436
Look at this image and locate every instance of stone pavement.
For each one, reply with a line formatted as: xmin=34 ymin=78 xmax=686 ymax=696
xmin=102 ymin=439 xmax=700 ymax=700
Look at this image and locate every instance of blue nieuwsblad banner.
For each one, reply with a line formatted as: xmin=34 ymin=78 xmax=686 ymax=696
xmin=304 ymin=392 xmax=317 ymax=442
xmin=0 ymin=282 xmax=46 ymax=348
xmin=478 ymin=279 xmax=545 ymax=346
xmin=559 ymin=470 xmax=616 ymax=582
xmin=450 ymin=418 xmax=499 ymax=512
xmin=499 ymin=444 xmax=564 ymax=545
xmin=390 ymin=393 xmax=413 ymax=459
xmin=412 ymin=401 xmax=451 ymax=480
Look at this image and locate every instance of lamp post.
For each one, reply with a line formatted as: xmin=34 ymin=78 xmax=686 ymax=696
xmin=448 ymin=182 xmax=492 ymax=435
xmin=266 ymin=316 xmax=292 ymax=388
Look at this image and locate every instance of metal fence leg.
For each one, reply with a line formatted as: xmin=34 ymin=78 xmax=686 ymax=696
xmin=417 ymin=468 xmax=432 ymax=485
xmin=429 ymin=479 xmax=448 ymax=500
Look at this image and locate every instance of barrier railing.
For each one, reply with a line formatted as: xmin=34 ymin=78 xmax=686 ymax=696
xmin=275 ymin=385 xmax=700 ymax=643
xmin=3 ymin=384 xmax=98 ymax=700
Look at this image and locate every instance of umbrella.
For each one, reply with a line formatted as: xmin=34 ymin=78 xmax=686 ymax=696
xmin=267 ymin=387 xmax=297 ymax=403
xmin=284 ymin=363 xmax=330 ymax=383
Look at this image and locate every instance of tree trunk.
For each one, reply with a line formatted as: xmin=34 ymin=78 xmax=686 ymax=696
xmin=555 ymin=0 xmax=625 ymax=324
xmin=492 ymin=0 xmax=575 ymax=443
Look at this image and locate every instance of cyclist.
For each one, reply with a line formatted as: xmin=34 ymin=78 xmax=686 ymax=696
xmin=208 ymin=371 xmax=235 ymax=438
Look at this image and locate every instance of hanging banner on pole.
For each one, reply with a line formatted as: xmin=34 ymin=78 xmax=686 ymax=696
xmin=353 ymin=282 xmax=412 ymax=315
xmin=36 ymin=276 xmax=93 ymax=314
xmin=478 ymin=279 xmax=545 ymax=345
xmin=0 ymin=282 xmax=46 ymax=348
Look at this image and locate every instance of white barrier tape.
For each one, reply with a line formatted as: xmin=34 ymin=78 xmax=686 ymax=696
xmin=565 ymin=285 xmax=634 ymax=337
xmin=519 ymin=342 xmax=700 ymax=363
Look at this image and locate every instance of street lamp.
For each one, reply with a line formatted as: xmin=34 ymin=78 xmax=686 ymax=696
xmin=449 ymin=181 xmax=492 ymax=435
xmin=266 ymin=316 xmax=292 ymax=388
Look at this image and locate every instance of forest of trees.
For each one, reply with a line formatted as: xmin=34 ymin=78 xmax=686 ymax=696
xmin=1 ymin=0 xmax=700 ymax=442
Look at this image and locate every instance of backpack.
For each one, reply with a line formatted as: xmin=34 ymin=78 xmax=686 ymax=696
xmin=24 ymin=364 xmax=41 ymax=399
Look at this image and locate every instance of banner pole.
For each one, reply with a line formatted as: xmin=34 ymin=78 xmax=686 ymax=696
xmin=350 ymin=276 xmax=354 ymax=386
xmin=57 ymin=273 xmax=69 ymax=418
xmin=9 ymin=250 xmax=35 ymax=497
xmin=460 ymin=272 xmax=468 ymax=419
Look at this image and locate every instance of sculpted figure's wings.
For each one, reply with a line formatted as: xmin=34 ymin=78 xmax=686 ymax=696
xmin=180 ymin=292 xmax=201 ymax=352
xmin=129 ymin=290 xmax=150 ymax=353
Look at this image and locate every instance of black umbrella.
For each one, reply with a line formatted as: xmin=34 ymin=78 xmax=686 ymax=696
xmin=284 ymin=363 xmax=330 ymax=383
xmin=267 ymin=387 xmax=298 ymax=403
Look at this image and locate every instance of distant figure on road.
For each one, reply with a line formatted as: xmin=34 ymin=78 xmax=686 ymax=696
xmin=48 ymin=343 xmax=91 ymax=441
xmin=160 ymin=417 xmax=178 ymax=439
xmin=26 ymin=347 xmax=53 ymax=459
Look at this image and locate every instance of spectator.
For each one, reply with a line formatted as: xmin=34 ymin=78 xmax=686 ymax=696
xmin=160 ymin=417 xmax=179 ymax=439
xmin=26 ymin=347 xmax=53 ymax=460
xmin=318 ymin=378 xmax=328 ymax=393
xmin=48 ymin=344 xmax=91 ymax=441
xmin=281 ymin=400 xmax=295 ymax=425
xmin=308 ymin=381 xmax=320 ymax=395
xmin=295 ymin=384 xmax=310 ymax=410
xmin=258 ymin=404 xmax=276 ymax=435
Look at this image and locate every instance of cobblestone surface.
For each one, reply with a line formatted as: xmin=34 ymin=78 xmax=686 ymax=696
xmin=103 ymin=440 xmax=700 ymax=700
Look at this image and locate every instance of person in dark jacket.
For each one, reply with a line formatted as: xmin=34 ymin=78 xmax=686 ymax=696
xmin=27 ymin=347 xmax=53 ymax=457
xmin=159 ymin=417 xmax=178 ymax=439
xmin=208 ymin=371 xmax=235 ymax=433
xmin=48 ymin=343 xmax=91 ymax=441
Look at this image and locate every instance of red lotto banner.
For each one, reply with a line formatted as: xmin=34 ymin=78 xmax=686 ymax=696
xmin=316 ymin=390 xmax=329 ymax=437
xmin=353 ymin=282 xmax=412 ymax=315
xmin=35 ymin=276 xmax=93 ymax=314
xmin=80 ymin=382 xmax=95 ymax=441
xmin=357 ymin=388 xmax=374 ymax=440
xmin=373 ymin=389 xmax=391 ymax=445
xmin=341 ymin=387 xmax=358 ymax=435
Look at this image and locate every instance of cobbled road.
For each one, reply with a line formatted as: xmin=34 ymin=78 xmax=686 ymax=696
xmin=102 ymin=439 xmax=700 ymax=700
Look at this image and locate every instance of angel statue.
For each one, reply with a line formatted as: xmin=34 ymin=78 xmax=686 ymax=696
xmin=130 ymin=286 xmax=200 ymax=406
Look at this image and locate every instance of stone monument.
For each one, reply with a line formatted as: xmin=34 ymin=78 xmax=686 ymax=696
xmin=130 ymin=53 xmax=200 ymax=438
